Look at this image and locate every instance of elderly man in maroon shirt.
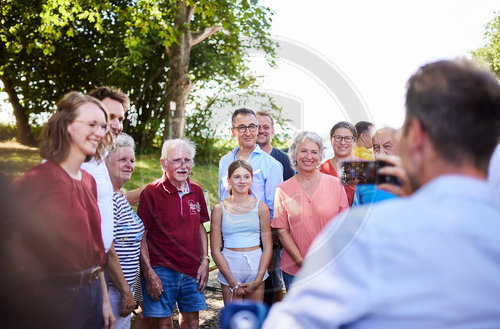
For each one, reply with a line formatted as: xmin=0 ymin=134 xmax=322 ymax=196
xmin=138 ymin=139 xmax=209 ymax=329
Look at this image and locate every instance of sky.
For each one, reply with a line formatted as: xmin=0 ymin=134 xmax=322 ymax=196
xmin=1 ymin=0 xmax=498 ymax=138
xmin=247 ymin=0 xmax=498 ymax=138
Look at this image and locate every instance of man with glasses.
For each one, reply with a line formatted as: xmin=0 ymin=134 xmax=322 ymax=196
xmin=138 ymin=139 xmax=209 ymax=329
xmin=219 ymin=108 xmax=283 ymax=220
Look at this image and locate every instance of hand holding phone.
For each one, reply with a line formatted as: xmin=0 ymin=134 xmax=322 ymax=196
xmin=340 ymin=160 xmax=402 ymax=186
xmin=376 ymin=155 xmax=415 ymax=196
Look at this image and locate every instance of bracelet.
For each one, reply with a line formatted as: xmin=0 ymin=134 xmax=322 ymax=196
xmin=200 ymin=256 xmax=210 ymax=262
xmin=229 ymin=283 xmax=241 ymax=295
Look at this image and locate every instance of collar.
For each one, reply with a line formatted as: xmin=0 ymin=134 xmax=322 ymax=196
xmin=231 ymin=144 xmax=262 ymax=160
xmin=161 ymin=173 xmax=190 ymax=194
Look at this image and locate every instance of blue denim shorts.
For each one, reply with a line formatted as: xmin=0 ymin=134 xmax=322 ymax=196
xmin=141 ymin=266 xmax=207 ymax=317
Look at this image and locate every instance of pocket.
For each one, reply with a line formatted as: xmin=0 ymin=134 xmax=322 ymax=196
xmin=50 ymin=285 xmax=80 ymax=306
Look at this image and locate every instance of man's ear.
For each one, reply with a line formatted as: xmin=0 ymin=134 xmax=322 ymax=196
xmin=160 ymin=158 xmax=167 ymax=172
xmin=406 ymin=118 xmax=426 ymax=154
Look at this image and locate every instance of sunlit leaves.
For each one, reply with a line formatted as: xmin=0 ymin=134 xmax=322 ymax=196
xmin=472 ymin=13 xmax=500 ymax=79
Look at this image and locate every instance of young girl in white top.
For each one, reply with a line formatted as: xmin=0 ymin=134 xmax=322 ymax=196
xmin=211 ymin=160 xmax=272 ymax=304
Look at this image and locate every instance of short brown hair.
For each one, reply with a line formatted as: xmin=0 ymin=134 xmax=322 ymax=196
xmin=227 ymin=160 xmax=253 ymax=195
xmin=88 ymin=86 xmax=130 ymax=112
xmin=405 ymin=60 xmax=500 ymax=172
xmin=39 ymin=92 xmax=112 ymax=163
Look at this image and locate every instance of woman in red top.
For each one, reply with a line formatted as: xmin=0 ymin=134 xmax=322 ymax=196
xmin=13 ymin=92 xmax=114 ymax=329
xmin=320 ymin=121 xmax=360 ymax=206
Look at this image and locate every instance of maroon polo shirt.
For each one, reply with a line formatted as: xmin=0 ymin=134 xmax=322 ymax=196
xmin=138 ymin=174 xmax=209 ymax=278
xmin=13 ymin=161 xmax=106 ymax=272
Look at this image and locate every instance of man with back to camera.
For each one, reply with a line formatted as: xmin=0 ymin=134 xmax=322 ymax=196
xmin=354 ymin=121 xmax=375 ymax=160
xmin=263 ymin=59 xmax=500 ymax=328
xmin=352 ymin=127 xmax=400 ymax=206
xmin=256 ymin=110 xmax=294 ymax=306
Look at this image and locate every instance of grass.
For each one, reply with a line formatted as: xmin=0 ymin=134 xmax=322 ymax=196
xmin=0 ymin=141 xmax=41 ymax=179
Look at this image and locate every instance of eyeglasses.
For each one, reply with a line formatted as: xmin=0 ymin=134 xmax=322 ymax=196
xmin=332 ymin=135 xmax=355 ymax=143
xmin=73 ymin=120 xmax=109 ymax=133
xmin=166 ymin=158 xmax=193 ymax=167
xmin=233 ymin=124 xmax=258 ymax=133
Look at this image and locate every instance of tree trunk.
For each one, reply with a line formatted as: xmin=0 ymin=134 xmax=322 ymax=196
xmin=164 ymin=1 xmax=222 ymax=141
xmin=0 ymin=74 xmax=36 ymax=146
xmin=165 ymin=0 xmax=193 ymax=140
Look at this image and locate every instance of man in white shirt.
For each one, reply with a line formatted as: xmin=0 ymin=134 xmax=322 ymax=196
xmin=82 ymin=86 xmax=138 ymax=318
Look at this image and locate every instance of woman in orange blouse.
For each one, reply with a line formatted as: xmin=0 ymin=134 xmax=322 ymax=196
xmin=272 ymin=132 xmax=348 ymax=291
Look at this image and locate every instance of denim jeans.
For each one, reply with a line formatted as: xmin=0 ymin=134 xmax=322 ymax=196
xmin=46 ymin=277 xmax=103 ymax=329
xmin=282 ymin=271 xmax=295 ymax=293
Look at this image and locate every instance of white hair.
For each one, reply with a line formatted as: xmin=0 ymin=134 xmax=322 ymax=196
xmin=107 ymin=133 xmax=135 ymax=156
xmin=161 ymin=139 xmax=196 ymax=159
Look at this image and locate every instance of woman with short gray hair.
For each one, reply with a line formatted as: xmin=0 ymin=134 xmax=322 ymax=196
xmin=105 ymin=133 xmax=145 ymax=329
xmin=272 ymin=131 xmax=348 ymax=291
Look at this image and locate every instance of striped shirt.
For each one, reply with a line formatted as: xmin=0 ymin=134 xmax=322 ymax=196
xmin=112 ymin=192 xmax=145 ymax=286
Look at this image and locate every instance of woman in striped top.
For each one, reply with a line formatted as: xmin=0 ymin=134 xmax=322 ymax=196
xmin=105 ymin=133 xmax=145 ymax=329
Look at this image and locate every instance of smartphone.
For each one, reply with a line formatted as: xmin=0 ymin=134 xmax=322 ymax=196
xmin=340 ymin=160 xmax=402 ymax=186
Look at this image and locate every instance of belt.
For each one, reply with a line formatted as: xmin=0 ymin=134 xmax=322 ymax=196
xmin=55 ymin=265 xmax=101 ymax=286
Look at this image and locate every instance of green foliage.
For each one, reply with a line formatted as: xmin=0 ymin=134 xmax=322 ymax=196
xmin=2 ymin=0 xmax=107 ymax=96
xmin=185 ymin=88 xmax=293 ymax=164
xmin=1 ymin=0 xmax=277 ymax=148
xmin=472 ymin=13 xmax=500 ymax=79
xmin=0 ymin=124 xmax=16 ymax=141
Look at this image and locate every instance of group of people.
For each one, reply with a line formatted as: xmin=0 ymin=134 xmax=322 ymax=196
xmin=7 ymin=57 xmax=500 ymax=329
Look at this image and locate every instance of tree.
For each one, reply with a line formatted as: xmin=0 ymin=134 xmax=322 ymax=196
xmin=0 ymin=0 xmax=111 ymax=145
xmin=186 ymin=89 xmax=293 ymax=164
xmin=122 ymin=0 xmax=276 ymax=141
xmin=472 ymin=13 xmax=500 ymax=79
xmin=1 ymin=0 xmax=276 ymax=147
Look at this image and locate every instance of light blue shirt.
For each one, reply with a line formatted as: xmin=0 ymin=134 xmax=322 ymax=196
xmin=488 ymin=145 xmax=500 ymax=201
xmin=263 ymin=175 xmax=500 ymax=329
xmin=219 ymin=145 xmax=283 ymax=218
xmin=352 ymin=184 xmax=397 ymax=206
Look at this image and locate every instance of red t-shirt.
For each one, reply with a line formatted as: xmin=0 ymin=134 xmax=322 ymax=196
xmin=138 ymin=174 xmax=209 ymax=278
xmin=13 ymin=161 xmax=106 ymax=272
xmin=320 ymin=159 xmax=356 ymax=206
